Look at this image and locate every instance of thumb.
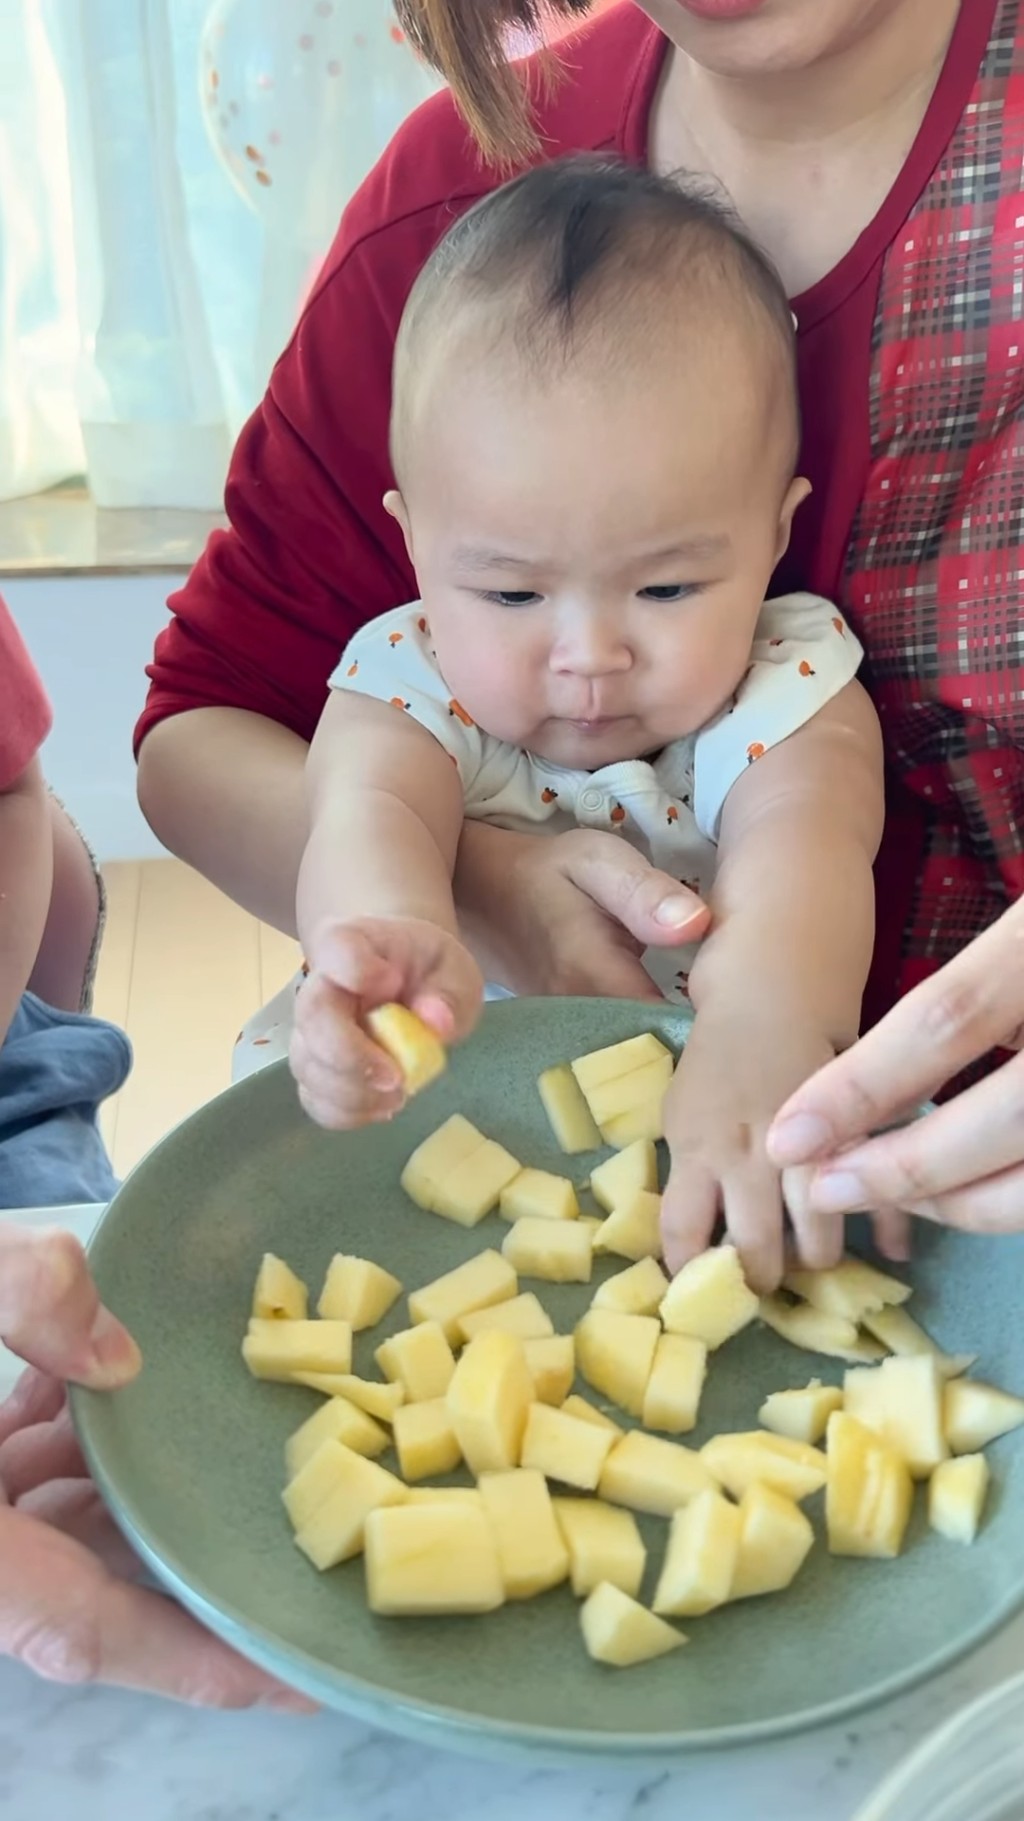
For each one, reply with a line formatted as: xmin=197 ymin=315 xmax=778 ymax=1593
xmin=560 ymin=835 xmax=709 ymax=949
xmin=0 ymin=1226 xmax=140 ymax=1392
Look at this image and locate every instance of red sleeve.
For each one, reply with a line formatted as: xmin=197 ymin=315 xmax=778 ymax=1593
xmin=136 ymin=8 xmax=655 ymax=753
xmin=0 ymin=596 xmax=52 ymax=789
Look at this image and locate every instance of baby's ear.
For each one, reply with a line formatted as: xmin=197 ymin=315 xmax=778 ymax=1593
xmin=775 ymin=475 xmax=812 ymax=563
xmin=383 ymin=488 xmax=414 ymax=562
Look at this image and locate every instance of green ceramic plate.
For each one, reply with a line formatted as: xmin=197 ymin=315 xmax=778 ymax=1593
xmin=72 ymin=998 xmax=1024 ymax=1764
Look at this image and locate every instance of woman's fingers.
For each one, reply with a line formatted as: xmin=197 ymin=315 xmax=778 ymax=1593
xmin=0 ymin=1506 xmax=316 ymax=1710
xmin=804 ymin=1053 xmax=1024 ymax=1216
xmin=767 ymin=905 xmax=1024 ymax=1169
xmin=0 ymin=1405 xmax=88 ymax=1504
xmin=15 ymin=1480 xmax=142 ymax=1581
xmin=559 ymin=832 xmax=709 ymax=949
xmin=0 ymin=1227 xmax=141 ymax=1390
xmin=0 ymin=1368 xmax=65 ymax=1448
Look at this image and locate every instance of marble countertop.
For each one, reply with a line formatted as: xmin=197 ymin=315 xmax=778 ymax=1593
xmin=6 ymin=1612 xmax=1024 ymax=1821
xmin=5 ymin=1205 xmax=1019 ymax=1819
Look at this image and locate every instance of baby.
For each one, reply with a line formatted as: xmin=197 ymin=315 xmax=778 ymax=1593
xmin=291 ymin=156 xmax=884 ymax=1291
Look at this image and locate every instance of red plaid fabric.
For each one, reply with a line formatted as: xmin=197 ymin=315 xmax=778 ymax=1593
xmin=848 ymin=0 xmax=1024 ymax=1003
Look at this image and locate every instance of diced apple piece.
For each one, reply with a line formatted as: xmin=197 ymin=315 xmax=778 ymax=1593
xmin=729 ymin=1484 xmax=815 ymax=1600
xmin=523 ymin=1336 xmax=576 ymax=1405
xmin=252 ymin=1253 xmax=307 ymax=1321
xmin=285 ymin=1397 xmax=389 ymax=1477
xmin=477 ymin=1469 xmax=570 ymax=1598
xmin=578 ymin=1216 xmax=604 ymax=1243
xmin=405 ymin=1487 xmax=482 ymax=1508
xmin=593 ymin=1257 xmax=670 ymax=1318
xmin=580 ymin=1583 xmax=685 ymax=1667
xmin=600 ymin=1430 xmax=718 ymax=1517
xmin=862 ymin=1306 xmax=975 ymax=1378
xmin=575 ymin=1309 xmax=660 ymax=1418
xmin=660 ymin=1246 xmax=758 ymax=1350
xmin=317 ymin=1255 xmax=402 ymax=1330
xmin=590 ymin=1139 xmax=659 ymax=1214
xmin=928 ymin=1455 xmax=990 ymax=1544
xmin=844 ymin=1356 xmax=948 ymax=1478
xmin=375 ymin=1321 xmax=456 ymax=1402
xmin=520 ymin=1402 xmax=616 ymax=1489
xmin=431 ymin=1141 xmax=523 ymax=1228
xmin=400 ymin=1114 xmax=486 ymax=1210
xmin=553 ymin=1497 xmax=646 ymax=1599
xmin=502 ymin=1216 xmax=593 ymax=1284
xmin=760 ymin=1296 xmax=886 ymax=1363
xmin=601 ymin=1096 xmax=667 ymax=1149
xmin=944 ymin=1379 xmax=1024 ymax=1454
xmin=300 ymin=1374 xmax=404 ymax=1421
xmin=759 ymin=1380 xmax=843 ymax=1445
xmin=571 ymin=1033 xmax=672 ymax=1096
xmin=784 ymin=1256 xmax=911 ymax=1324
xmin=561 ymin=1395 xmax=623 ymax=1438
xmin=499 ymin=1168 xmax=579 ymax=1223
xmin=701 ymin=1432 xmax=827 ymax=1502
xmin=538 ymin=1063 xmax=603 ymax=1154
xmin=392 ymin=1398 xmax=462 ymax=1481
xmin=287 ymin=1441 xmax=406 ymax=1567
xmin=242 ymin=1318 xmax=352 ymax=1381
xmin=364 ymin=1503 xmax=504 ymax=1614
xmin=825 ymin=1411 xmax=913 ymax=1559
xmin=594 ymin=1190 xmax=663 ymax=1263
xmin=446 ymin=1330 xmax=534 ymax=1475
xmin=653 ymin=1489 xmax=742 ymax=1617
xmin=407 ymin=1250 xmax=517 ymax=1343
xmin=642 ymin=1334 xmax=708 ymax=1435
xmin=365 ymin=1002 xmax=446 ymax=1095
xmin=458 ymin=1293 xmax=555 ymax=1346
xmin=586 ymin=1056 xmax=674 ymax=1129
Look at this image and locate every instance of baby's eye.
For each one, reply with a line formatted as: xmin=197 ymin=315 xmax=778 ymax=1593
xmin=483 ymin=590 xmax=542 ymax=608
xmin=638 ymin=583 xmax=694 ymax=602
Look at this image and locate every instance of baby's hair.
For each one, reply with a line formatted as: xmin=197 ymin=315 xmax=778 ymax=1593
xmin=394 ymin=0 xmax=588 ymax=165
xmin=392 ymin=155 xmax=798 ymax=480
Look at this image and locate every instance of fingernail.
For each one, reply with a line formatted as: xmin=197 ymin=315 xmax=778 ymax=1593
xmin=654 ymin=896 xmax=700 ymax=929
xmin=88 ymin=1307 xmax=142 ymax=1386
xmin=769 ymin=1113 xmax=833 ymax=1163
xmin=811 ymin=1170 xmax=866 ymax=1214
xmin=883 ymin=1232 xmax=912 ymax=1263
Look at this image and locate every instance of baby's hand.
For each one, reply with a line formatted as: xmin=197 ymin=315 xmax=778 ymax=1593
xmin=290 ymin=917 xmax=484 ymax=1131
xmin=660 ymin=1006 xmax=837 ymax=1294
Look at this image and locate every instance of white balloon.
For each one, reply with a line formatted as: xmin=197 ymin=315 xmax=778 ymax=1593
xmin=198 ymin=0 xmax=442 ymax=247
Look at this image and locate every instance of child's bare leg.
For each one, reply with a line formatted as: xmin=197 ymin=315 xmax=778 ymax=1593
xmin=28 ymin=796 xmax=103 ymax=1013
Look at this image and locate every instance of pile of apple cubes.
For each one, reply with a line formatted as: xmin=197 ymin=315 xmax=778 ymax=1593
xmin=242 ymin=1031 xmax=1024 ymax=1669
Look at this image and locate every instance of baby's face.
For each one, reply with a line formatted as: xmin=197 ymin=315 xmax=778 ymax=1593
xmin=393 ymin=346 xmax=806 ymax=771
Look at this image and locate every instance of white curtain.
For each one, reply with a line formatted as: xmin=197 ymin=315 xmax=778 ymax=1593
xmin=0 ymin=0 xmax=441 ymax=508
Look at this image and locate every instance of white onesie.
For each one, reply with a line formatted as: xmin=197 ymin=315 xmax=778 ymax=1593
xmin=232 ymin=591 xmax=862 ymax=1077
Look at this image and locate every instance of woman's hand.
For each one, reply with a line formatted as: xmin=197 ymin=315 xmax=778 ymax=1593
xmin=767 ymin=898 xmax=1024 ymax=1233
xmin=0 ymin=1225 xmax=314 ymax=1709
xmin=455 ymin=822 xmax=709 ymax=999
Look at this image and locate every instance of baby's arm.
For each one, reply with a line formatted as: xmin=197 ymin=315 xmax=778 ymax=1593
xmin=0 ymin=755 xmax=52 ymax=1050
xmin=662 ymin=679 xmax=884 ymax=1288
xmin=293 ymin=692 xmax=483 ymax=1128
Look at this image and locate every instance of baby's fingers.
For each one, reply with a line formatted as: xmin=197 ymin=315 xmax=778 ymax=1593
xmin=718 ymin=1163 xmax=786 ymax=1295
xmin=660 ymin=1161 xmax=720 ymax=1278
xmin=309 ymin=923 xmax=403 ymax=1005
xmin=410 ymin=944 xmax=485 ymax=1047
xmin=289 ymin=1021 xmax=404 ymax=1131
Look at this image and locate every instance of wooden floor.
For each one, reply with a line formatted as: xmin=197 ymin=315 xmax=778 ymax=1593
xmin=92 ymin=859 xmax=300 ymax=1178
